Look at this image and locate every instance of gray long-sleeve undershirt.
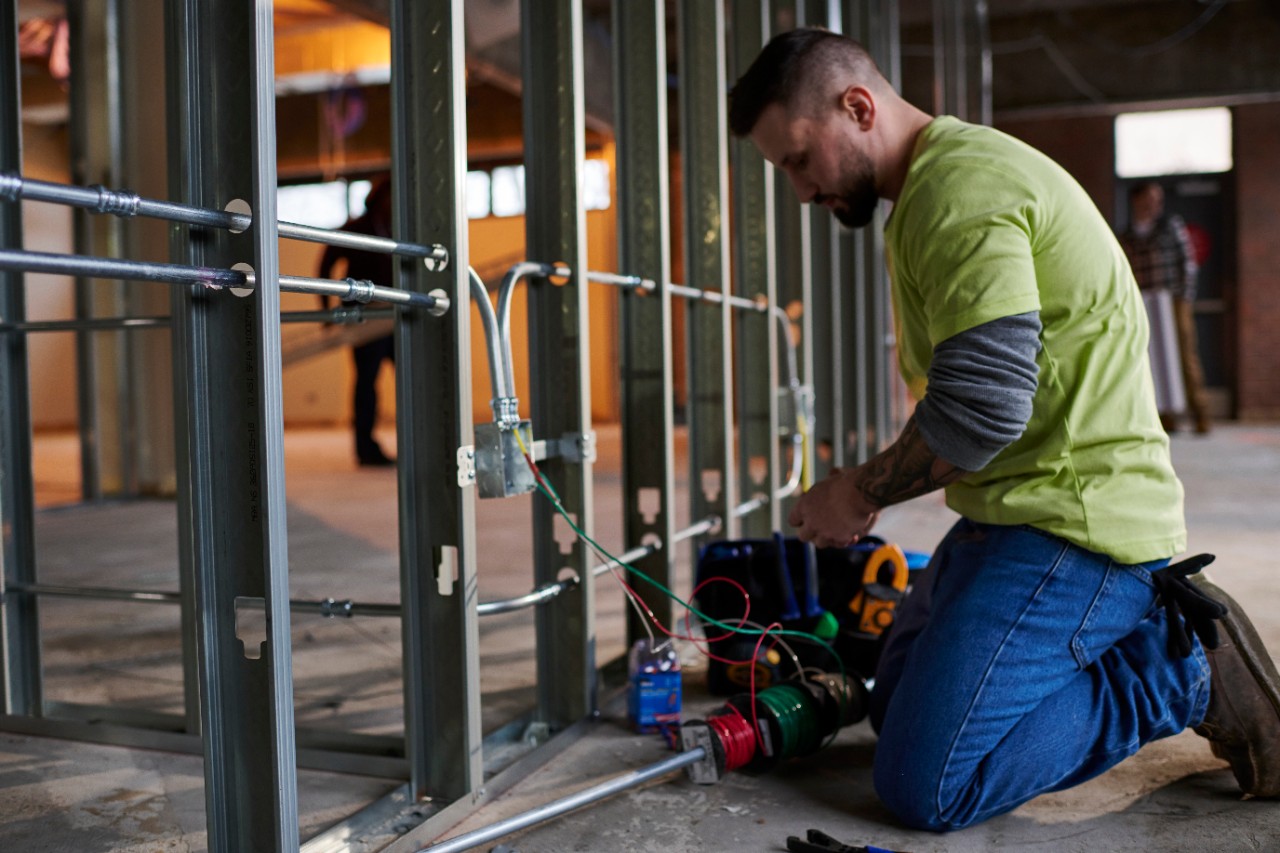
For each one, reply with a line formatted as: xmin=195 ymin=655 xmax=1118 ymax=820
xmin=913 ymin=311 xmax=1042 ymax=472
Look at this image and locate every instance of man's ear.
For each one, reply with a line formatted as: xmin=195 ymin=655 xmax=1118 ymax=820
xmin=840 ymin=85 xmax=875 ymax=130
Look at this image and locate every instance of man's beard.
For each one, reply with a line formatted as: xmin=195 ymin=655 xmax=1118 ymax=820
xmin=821 ymin=149 xmax=880 ymax=229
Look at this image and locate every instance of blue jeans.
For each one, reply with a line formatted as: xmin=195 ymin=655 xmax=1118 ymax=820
xmin=869 ymin=519 xmax=1211 ymax=831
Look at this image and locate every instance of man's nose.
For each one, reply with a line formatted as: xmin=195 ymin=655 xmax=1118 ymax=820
xmin=788 ymin=173 xmax=817 ymax=204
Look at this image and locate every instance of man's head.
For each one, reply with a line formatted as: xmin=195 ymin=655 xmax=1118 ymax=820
xmin=729 ymin=28 xmax=889 ymax=228
xmin=1129 ymin=181 xmax=1165 ymax=225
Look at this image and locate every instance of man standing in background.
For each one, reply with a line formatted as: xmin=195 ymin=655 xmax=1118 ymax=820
xmin=1121 ymin=181 xmax=1212 ymax=435
xmin=317 ymin=177 xmax=396 ymax=467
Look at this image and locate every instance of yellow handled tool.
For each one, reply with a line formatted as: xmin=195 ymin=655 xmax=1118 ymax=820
xmin=847 ymin=543 xmax=909 ymax=636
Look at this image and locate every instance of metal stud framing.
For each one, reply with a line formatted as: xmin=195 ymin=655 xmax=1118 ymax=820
xmin=801 ymin=0 xmax=843 ymax=480
xmin=390 ymin=0 xmax=482 ymax=800
xmin=166 ymin=1 xmax=298 ymax=848
xmin=730 ymin=0 xmax=782 ymax=535
xmin=522 ymin=0 xmax=597 ymax=726
xmin=933 ymin=0 xmax=991 ymax=125
xmin=679 ymin=0 xmax=739 ymax=552
xmin=615 ymin=0 xmax=678 ymax=644
xmin=67 ymin=0 xmax=128 ymax=501
xmin=838 ymin=0 xmax=901 ymax=463
xmin=0 ymin=2 xmax=907 ymax=847
xmin=0 ymin=0 xmax=40 ymax=719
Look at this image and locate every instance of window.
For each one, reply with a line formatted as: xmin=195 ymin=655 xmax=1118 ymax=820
xmin=276 ymin=181 xmax=352 ymax=228
xmin=466 ymin=170 xmax=492 ymax=219
xmin=490 ymin=165 xmax=526 ymax=217
xmin=583 ymin=159 xmax=611 ymax=211
xmin=277 ymin=157 xmax=611 ymax=225
xmin=1115 ymin=107 xmax=1232 ymax=178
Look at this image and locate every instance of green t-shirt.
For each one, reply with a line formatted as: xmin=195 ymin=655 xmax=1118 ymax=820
xmin=884 ymin=116 xmax=1185 ymax=564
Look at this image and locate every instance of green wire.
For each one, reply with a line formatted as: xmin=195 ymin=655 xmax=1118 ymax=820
xmin=758 ymin=683 xmax=821 ymax=758
xmin=527 ymin=473 xmax=848 ymax=685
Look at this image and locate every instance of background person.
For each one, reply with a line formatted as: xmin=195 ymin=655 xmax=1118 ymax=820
xmin=317 ymin=177 xmax=396 ymax=467
xmin=1120 ymin=181 xmax=1212 ymax=434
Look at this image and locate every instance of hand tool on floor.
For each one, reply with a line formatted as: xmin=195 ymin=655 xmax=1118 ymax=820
xmin=785 ymin=828 xmax=911 ymax=853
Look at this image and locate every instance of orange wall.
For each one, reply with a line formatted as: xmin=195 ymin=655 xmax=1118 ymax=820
xmin=279 ymin=202 xmax=621 ymax=429
xmin=467 ymin=205 xmax=620 ymax=426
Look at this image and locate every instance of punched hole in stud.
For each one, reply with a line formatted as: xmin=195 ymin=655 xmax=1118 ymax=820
xmin=225 ymin=198 xmax=252 ymax=234
xmin=234 ymin=596 xmax=267 ymax=660
xmin=547 ymin=261 xmax=571 ymax=286
xmin=638 ymin=487 xmax=660 ymax=525
xmin=437 ymin=546 xmax=458 ymax=596
xmin=229 ymin=261 xmax=254 ymax=298
xmin=554 ymin=512 xmax=579 ymax=556
xmin=701 ymin=469 xmax=722 ymax=504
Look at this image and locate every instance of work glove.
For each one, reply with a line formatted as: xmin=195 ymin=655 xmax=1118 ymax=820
xmin=1149 ymin=553 xmax=1226 ymax=658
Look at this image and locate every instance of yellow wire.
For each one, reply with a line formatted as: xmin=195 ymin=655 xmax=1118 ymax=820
xmin=798 ymin=413 xmax=812 ymax=492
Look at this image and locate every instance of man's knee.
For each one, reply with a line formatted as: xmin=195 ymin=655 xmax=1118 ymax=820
xmin=872 ymin=755 xmax=977 ymax=832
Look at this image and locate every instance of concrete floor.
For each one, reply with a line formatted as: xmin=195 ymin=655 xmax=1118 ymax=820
xmin=3 ymin=423 xmax=1278 ymax=852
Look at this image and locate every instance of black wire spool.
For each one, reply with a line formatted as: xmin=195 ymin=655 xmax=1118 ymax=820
xmin=805 ymin=671 xmax=869 ymax=729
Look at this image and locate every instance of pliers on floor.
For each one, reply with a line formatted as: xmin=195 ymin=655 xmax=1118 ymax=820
xmin=786 ymin=828 xmax=909 ymax=853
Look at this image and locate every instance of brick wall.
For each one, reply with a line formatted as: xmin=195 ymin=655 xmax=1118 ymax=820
xmin=1001 ymin=106 xmax=1280 ymax=422
xmin=996 ymin=115 xmax=1117 ymax=223
xmin=1233 ymin=102 xmax=1280 ymax=420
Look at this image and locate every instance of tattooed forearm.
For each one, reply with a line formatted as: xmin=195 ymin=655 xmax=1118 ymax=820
xmin=857 ymin=416 xmax=968 ymax=507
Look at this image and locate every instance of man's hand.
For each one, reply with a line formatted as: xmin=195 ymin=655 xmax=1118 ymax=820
xmin=788 ymin=415 xmax=967 ymax=548
xmin=787 ymin=467 xmax=881 ymax=548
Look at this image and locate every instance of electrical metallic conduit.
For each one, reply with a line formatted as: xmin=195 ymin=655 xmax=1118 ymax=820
xmin=0 ymin=171 xmax=449 ymax=265
xmin=483 ymin=260 xmax=807 ymax=520
xmin=577 ymin=268 xmax=808 ymax=507
xmin=8 ymin=516 xmax=718 ymax=619
xmin=416 ymin=748 xmax=706 ymax=853
xmin=0 ymin=306 xmax=394 ymax=336
xmin=468 ymin=266 xmax=515 ymax=406
xmin=0 ymin=248 xmax=449 ymax=315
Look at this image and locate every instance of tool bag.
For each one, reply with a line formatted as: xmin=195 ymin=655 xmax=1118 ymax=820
xmin=693 ymin=534 xmax=922 ymax=694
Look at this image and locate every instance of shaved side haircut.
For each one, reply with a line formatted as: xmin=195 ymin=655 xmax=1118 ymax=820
xmin=728 ymin=27 xmax=883 ymax=138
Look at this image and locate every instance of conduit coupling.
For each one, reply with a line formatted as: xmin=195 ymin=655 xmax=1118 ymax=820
xmin=342 ymin=276 xmax=378 ymax=304
xmin=88 ymin=183 xmax=142 ymax=217
xmin=0 ymin=172 xmax=20 ymax=203
xmin=0 ymin=171 xmax=450 ymax=265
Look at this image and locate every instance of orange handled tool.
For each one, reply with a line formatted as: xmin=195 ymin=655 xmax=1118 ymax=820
xmin=847 ymin=543 xmax=909 ymax=636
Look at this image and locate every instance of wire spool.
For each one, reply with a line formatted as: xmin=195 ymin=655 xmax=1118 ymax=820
xmin=706 ymin=707 xmax=757 ymax=772
xmin=788 ymin=676 xmax=841 ymax=740
xmin=755 ymin=683 xmax=822 ymax=759
xmin=806 ymin=671 xmax=869 ymax=730
xmin=725 ymin=694 xmax=779 ymax=770
xmin=680 ymin=706 xmax=758 ymax=784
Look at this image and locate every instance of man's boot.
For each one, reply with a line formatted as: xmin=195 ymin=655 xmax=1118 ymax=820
xmin=1191 ymin=574 xmax=1280 ymax=797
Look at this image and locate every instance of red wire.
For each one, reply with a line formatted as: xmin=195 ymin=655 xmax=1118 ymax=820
xmin=609 ymin=569 xmax=759 ymax=667
xmin=707 ymin=706 xmax=757 ymax=772
xmin=689 ymin=575 xmax=754 ymax=643
xmin=520 ymin=449 xmax=779 ymax=674
xmin=749 ymin=621 xmax=783 ymax=755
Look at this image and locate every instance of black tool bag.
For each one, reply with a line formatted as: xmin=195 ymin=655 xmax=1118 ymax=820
xmin=693 ymin=535 xmax=918 ymax=694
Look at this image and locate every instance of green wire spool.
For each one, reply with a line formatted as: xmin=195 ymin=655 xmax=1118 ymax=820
xmin=757 ymin=683 xmax=821 ymax=759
